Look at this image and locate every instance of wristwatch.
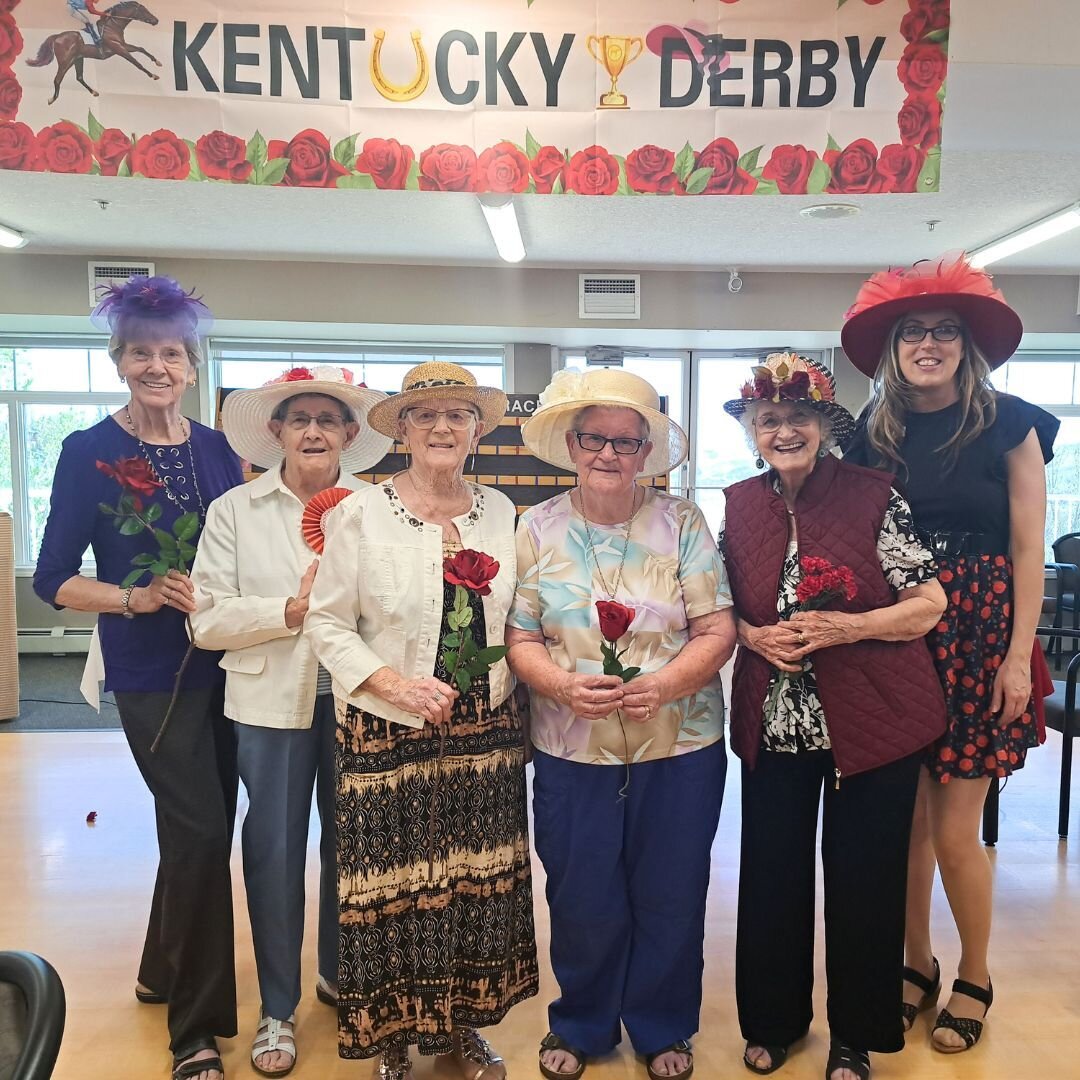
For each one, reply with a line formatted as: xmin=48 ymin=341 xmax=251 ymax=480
xmin=121 ymin=585 xmax=136 ymax=619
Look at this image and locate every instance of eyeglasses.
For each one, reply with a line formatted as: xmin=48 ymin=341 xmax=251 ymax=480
xmin=283 ymin=412 xmax=347 ymax=431
xmin=124 ymin=347 xmax=188 ymax=364
xmin=897 ymin=323 xmax=962 ymax=344
xmin=574 ymin=431 xmax=647 ymax=455
xmin=403 ymin=408 xmax=479 ymax=430
xmin=753 ymin=409 xmax=818 ymax=433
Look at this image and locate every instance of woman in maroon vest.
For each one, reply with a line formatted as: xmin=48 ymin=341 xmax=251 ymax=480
xmin=842 ymin=257 xmax=1057 ymax=1055
xmin=719 ymin=354 xmax=947 ymax=1080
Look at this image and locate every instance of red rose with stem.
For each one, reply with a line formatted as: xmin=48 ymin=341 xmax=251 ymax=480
xmin=0 ymin=14 xmax=22 ymax=68
xmin=898 ymin=42 xmax=948 ymax=94
xmin=96 ymin=456 xmax=162 ymax=501
xmin=898 ymin=93 xmax=942 ymax=148
xmin=695 ymin=138 xmax=757 ymax=195
xmin=626 ymin=144 xmax=677 ymax=194
xmin=476 ymin=141 xmax=531 ymax=194
xmin=530 ymin=145 xmax=566 ymax=193
xmin=36 ymin=120 xmax=93 ymax=174
xmin=195 ymin=130 xmax=252 ymax=182
xmin=0 ymin=67 xmax=21 ymax=120
xmin=418 ymin=143 xmax=477 ymax=192
xmin=354 ymin=137 xmax=413 ymax=189
xmin=761 ymin=144 xmax=818 ymax=194
xmin=267 ymin=129 xmax=348 ymax=188
xmin=564 ymin=144 xmax=620 ymax=196
xmin=872 ymin=143 xmax=926 ymax=194
xmin=131 ymin=129 xmax=190 ymax=180
xmin=825 ymin=138 xmax=879 ymax=194
xmin=95 ymin=128 xmax=132 ymax=176
xmin=901 ymin=0 xmax=950 ymax=42
xmin=440 ymin=550 xmax=507 ymax=694
xmin=444 ymin=549 xmax=500 ymax=597
xmin=596 ymin=600 xmax=641 ymax=682
xmin=0 ymin=119 xmax=35 ymax=170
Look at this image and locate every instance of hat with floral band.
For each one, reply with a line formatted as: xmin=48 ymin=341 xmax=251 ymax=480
xmin=722 ymin=353 xmax=856 ymax=449
xmin=522 ymin=367 xmax=689 ymax=478
xmin=366 ymin=361 xmax=508 ymax=439
xmin=221 ymin=365 xmax=392 ymax=472
xmin=841 ymin=254 xmax=1023 ymax=378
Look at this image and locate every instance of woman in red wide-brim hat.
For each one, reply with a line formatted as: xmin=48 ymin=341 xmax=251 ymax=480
xmin=843 ymin=255 xmax=1058 ymax=1057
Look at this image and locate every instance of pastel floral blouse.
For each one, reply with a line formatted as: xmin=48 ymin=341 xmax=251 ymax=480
xmin=508 ymin=489 xmax=732 ymax=765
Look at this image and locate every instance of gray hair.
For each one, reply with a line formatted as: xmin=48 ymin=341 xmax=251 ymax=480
xmin=571 ymin=404 xmax=649 ymax=439
xmin=739 ymin=401 xmax=835 ymax=455
xmin=271 ymin=393 xmax=356 ymax=425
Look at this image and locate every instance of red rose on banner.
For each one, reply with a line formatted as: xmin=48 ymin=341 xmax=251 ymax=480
xmin=626 ymin=144 xmax=677 ymax=193
xmin=530 ymin=145 xmax=566 ymax=193
xmin=476 ymin=141 xmax=531 ymax=194
xmin=901 ymin=0 xmax=950 ymax=43
xmin=0 ymin=1 xmax=20 ymax=15
xmin=898 ymin=42 xmax=948 ymax=94
xmin=825 ymin=138 xmax=879 ymax=194
xmin=0 ymin=119 xmax=34 ymax=170
xmin=0 ymin=67 xmax=20 ymax=120
xmin=564 ymin=144 xmax=619 ymax=196
xmin=94 ymin=128 xmax=131 ymax=175
xmin=695 ymin=138 xmax=757 ymax=195
xmin=443 ymin=548 xmax=500 ymax=596
xmin=418 ymin=143 xmax=477 ymax=192
xmin=761 ymin=144 xmax=818 ymax=194
xmin=872 ymin=143 xmax=926 ymax=193
xmin=354 ymin=137 xmax=413 ymax=189
xmin=0 ymin=15 xmax=22 ymax=68
xmin=96 ymin=456 xmax=163 ymax=499
xmin=36 ymin=120 xmax=93 ymax=174
xmin=267 ymin=129 xmax=347 ymax=188
xmin=898 ymin=93 xmax=942 ymax=148
xmin=131 ymin=128 xmax=190 ymax=180
xmin=195 ymin=130 xmax=252 ymax=182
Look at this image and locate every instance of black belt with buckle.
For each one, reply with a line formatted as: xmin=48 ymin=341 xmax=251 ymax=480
xmin=916 ymin=528 xmax=1001 ymax=557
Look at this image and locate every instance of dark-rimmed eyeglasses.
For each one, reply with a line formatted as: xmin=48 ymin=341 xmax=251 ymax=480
xmin=574 ymin=431 xmax=646 ymax=455
xmin=897 ymin=323 xmax=962 ymax=344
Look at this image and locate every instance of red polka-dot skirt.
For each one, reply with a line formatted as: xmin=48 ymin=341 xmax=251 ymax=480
xmin=926 ymin=554 xmax=1039 ymax=782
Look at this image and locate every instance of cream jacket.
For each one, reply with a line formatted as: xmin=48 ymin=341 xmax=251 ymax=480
xmin=189 ymin=467 xmax=368 ymax=729
xmin=304 ymin=479 xmax=516 ymax=730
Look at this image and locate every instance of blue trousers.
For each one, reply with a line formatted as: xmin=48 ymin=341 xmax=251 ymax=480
xmin=532 ymin=740 xmax=727 ymax=1057
xmin=235 ymin=695 xmax=337 ymax=1020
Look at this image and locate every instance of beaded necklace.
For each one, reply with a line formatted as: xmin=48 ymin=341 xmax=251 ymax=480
xmin=576 ymin=486 xmax=643 ymax=600
xmin=124 ymin=405 xmax=207 ymax=522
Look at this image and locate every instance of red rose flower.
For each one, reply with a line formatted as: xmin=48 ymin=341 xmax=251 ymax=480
xmin=96 ymin=457 xmax=163 ymax=498
xmin=872 ymin=143 xmax=926 ymax=193
xmin=418 ymin=142 xmax=477 ymax=192
xmin=0 ymin=66 xmax=20 ymax=120
xmin=476 ymin=140 xmax=531 ymax=194
xmin=36 ymin=120 xmax=93 ymax=174
xmin=695 ymin=138 xmax=757 ymax=195
xmin=625 ymin=144 xmax=677 ymax=194
xmin=195 ymin=130 xmax=252 ymax=182
xmin=95 ymin=128 xmax=132 ymax=176
xmin=761 ymin=144 xmax=818 ymax=194
xmin=0 ymin=119 xmax=34 ymax=170
xmin=596 ymin=600 xmax=635 ymax=642
xmin=564 ymin=144 xmax=620 ymax=196
xmin=131 ymin=128 xmax=190 ymax=180
xmin=825 ymin=138 xmax=879 ymax=194
xmin=0 ymin=1 xmax=19 ymax=15
xmin=273 ymin=366 xmax=314 ymax=383
xmin=901 ymin=0 xmax=950 ymax=42
xmin=443 ymin=549 xmax=500 ymax=596
xmin=0 ymin=14 xmax=22 ymax=68
xmin=354 ymin=137 xmax=414 ymax=190
xmin=530 ymin=145 xmax=566 ymax=194
xmin=898 ymin=93 xmax=942 ymax=148
xmin=898 ymin=42 xmax=948 ymax=94
xmin=267 ymin=129 xmax=348 ymax=188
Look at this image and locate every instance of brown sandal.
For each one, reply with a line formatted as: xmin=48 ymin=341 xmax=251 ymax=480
xmin=645 ymin=1039 xmax=693 ymax=1080
xmin=539 ymin=1031 xmax=586 ymax=1080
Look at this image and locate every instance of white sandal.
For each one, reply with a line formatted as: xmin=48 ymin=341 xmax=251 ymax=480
xmin=251 ymin=1014 xmax=296 ymax=1078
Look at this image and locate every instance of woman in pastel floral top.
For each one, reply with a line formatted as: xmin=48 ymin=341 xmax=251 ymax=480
xmin=506 ymin=368 xmax=736 ymax=1080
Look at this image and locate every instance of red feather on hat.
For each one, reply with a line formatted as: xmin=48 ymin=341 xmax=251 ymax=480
xmin=845 ymin=255 xmax=1006 ymax=321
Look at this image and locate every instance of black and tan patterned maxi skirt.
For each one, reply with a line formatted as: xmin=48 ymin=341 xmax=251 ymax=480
xmin=334 ymin=690 xmax=538 ymax=1059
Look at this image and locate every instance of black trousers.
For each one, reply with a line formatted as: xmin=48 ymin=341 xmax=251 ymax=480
xmin=115 ymin=685 xmax=239 ymax=1056
xmin=735 ymin=748 xmax=921 ymax=1054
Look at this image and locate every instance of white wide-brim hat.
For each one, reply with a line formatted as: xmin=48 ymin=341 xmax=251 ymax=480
xmin=221 ymin=365 xmax=393 ymax=471
xmin=522 ymin=368 xmax=688 ymax=478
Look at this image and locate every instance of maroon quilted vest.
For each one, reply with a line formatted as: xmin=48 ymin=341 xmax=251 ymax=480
xmin=723 ymin=454 xmax=946 ymax=778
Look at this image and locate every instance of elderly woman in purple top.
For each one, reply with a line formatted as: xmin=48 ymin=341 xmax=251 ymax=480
xmin=33 ymin=276 xmax=242 ymax=1080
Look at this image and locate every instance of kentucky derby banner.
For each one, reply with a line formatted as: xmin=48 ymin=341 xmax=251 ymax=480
xmin=0 ymin=0 xmax=948 ymax=195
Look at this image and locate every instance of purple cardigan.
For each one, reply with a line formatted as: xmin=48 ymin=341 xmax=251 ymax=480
xmin=33 ymin=416 xmax=243 ymax=694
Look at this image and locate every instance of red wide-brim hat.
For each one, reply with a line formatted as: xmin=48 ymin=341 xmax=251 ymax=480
xmin=841 ymin=256 xmax=1023 ymax=378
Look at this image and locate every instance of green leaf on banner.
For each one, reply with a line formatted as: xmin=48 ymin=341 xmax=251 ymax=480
xmin=119 ymin=517 xmax=143 ymax=536
xmin=185 ymin=146 xmax=205 ymax=182
xmin=258 ymin=157 xmax=290 ymax=187
xmin=551 ymin=174 xmax=565 ymax=195
xmin=674 ymin=140 xmax=696 ymax=183
xmin=684 ymin=166 xmax=713 ymax=195
xmin=807 ymin=157 xmax=831 ymax=195
xmin=117 ymin=158 xmax=132 ymax=178
xmin=826 ymin=132 xmax=842 ymax=153
xmin=87 ymin=111 xmax=104 ymax=141
xmin=837 ymin=0 xmax=849 ymax=7
xmin=937 ymin=80 xmax=947 ymax=104
xmin=525 ymin=128 xmax=541 ymax=158
xmin=917 ymin=147 xmax=941 ymax=192
xmin=926 ymin=29 xmax=949 ymax=44
xmin=247 ymin=130 xmax=268 ymax=168
xmin=336 ymin=173 xmax=377 ymax=190
xmin=737 ymin=145 xmax=762 ymax=173
xmin=121 ymin=569 xmax=144 ymax=588
xmin=405 ymin=158 xmax=421 ymax=190
xmin=333 ymin=133 xmax=357 ymax=169
xmin=615 ymin=155 xmax=631 ymax=195
xmin=174 ymin=512 xmax=200 ymax=542
xmin=755 ymin=178 xmax=781 ymax=196
xmin=61 ymin=117 xmax=89 ymax=137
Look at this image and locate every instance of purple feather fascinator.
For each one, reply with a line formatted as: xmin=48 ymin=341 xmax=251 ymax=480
xmin=91 ymin=275 xmax=213 ymax=338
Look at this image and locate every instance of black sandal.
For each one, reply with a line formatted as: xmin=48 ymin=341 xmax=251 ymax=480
xmin=645 ymin=1039 xmax=693 ymax=1080
xmin=743 ymin=1041 xmax=789 ymax=1074
xmin=931 ymin=977 xmax=993 ymax=1053
xmin=135 ymin=984 xmax=167 ymax=1005
xmin=824 ymin=1041 xmax=869 ymax=1080
xmin=539 ymin=1032 xmax=586 ymax=1080
xmin=901 ymin=956 xmax=940 ymax=1030
xmin=172 ymin=1044 xmax=224 ymax=1080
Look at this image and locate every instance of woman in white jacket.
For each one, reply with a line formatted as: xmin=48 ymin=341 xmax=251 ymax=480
xmin=189 ymin=365 xmax=391 ymax=1077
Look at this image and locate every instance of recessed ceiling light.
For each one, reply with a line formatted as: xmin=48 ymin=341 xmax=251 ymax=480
xmin=799 ymin=204 xmax=861 ymax=221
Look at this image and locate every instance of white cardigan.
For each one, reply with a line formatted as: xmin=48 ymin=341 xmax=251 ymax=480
xmin=304 ymin=479 xmax=516 ymax=730
xmin=189 ymin=467 xmax=368 ymax=729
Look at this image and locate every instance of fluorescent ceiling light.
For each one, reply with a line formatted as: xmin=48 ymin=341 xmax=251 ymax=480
xmin=478 ymin=195 xmax=525 ymax=264
xmin=0 ymin=222 xmax=27 ymax=249
xmin=969 ymin=202 xmax=1080 ymax=268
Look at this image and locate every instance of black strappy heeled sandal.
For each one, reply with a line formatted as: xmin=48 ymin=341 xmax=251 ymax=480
xmin=743 ymin=1041 xmax=790 ymax=1074
xmin=931 ymin=977 xmax=993 ymax=1053
xmin=824 ymin=1041 xmax=869 ymax=1080
xmin=901 ymin=956 xmax=940 ymax=1030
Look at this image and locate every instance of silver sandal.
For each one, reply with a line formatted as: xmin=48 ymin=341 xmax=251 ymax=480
xmin=453 ymin=1028 xmax=505 ymax=1080
xmin=377 ymin=1045 xmax=413 ymax=1080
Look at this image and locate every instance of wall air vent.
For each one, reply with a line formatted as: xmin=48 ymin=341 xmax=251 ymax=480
xmin=579 ymin=274 xmax=641 ymax=320
xmin=87 ymin=259 xmax=155 ymax=309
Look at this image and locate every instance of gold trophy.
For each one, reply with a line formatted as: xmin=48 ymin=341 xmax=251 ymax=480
xmin=586 ymin=35 xmax=644 ymax=109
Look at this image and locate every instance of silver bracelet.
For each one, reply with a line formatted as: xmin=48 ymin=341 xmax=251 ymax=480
xmin=121 ymin=585 xmax=136 ymax=620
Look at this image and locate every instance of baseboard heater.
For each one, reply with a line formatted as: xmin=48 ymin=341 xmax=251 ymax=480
xmin=17 ymin=627 xmax=94 ymax=654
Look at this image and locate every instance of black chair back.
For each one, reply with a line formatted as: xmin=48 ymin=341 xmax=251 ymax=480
xmin=1052 ymin=533 xmax=1080 ymax=590
xmin=0 ymin=952 xmax=65 ymax=1080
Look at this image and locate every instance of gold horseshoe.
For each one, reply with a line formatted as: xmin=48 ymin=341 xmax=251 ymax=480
xmin=370 ymin=29 xmax=429 ymax=102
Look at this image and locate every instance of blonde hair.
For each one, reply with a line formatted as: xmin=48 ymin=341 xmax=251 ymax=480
xmin=863 ymin=316 xmax=997 ymax=472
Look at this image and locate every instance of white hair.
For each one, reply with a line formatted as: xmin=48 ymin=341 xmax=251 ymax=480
xmin=739 ymin=401 xmax=835 ymax=454
xmin=571 ymin=404 xmax=649 ymax=439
